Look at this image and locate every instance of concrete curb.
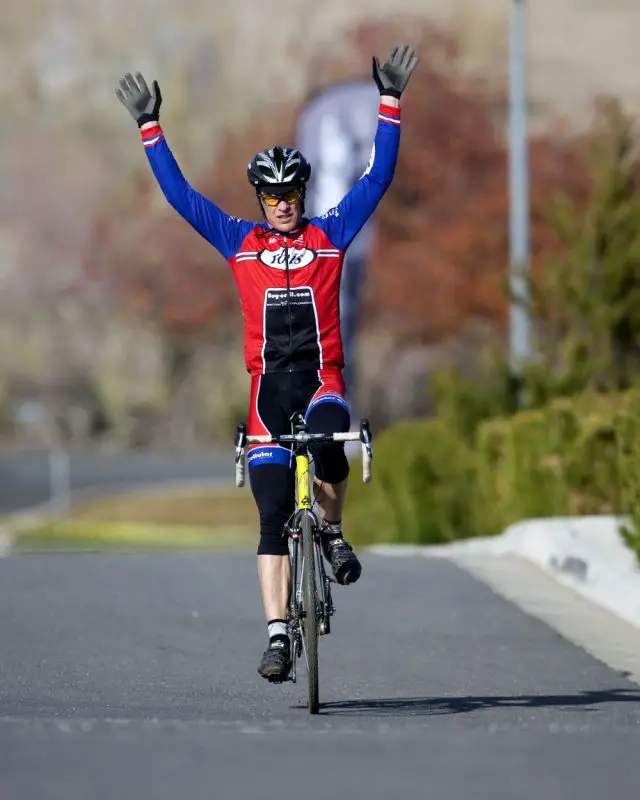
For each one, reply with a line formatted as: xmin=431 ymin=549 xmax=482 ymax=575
xmin=368 ymin=515 xmax=640 ymax=630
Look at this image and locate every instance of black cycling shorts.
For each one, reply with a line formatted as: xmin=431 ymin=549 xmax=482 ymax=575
xmin=247 ymin=369 xmax=350 ymax=556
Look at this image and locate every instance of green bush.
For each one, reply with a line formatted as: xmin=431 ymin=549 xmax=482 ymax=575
xmin=474 ymin=394 xmax=625 ymax=535
xmin=344 ymin=417 xmax=475 ymax=547
xmin=431 ymin=346 xmax=520 ymax=444
xmin=346 ymin=389 xmax=640 ymax=554
xmin=612 ymin=391 xmax=640 ymax=555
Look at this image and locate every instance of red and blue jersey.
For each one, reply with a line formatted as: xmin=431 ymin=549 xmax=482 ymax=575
xmin=140 ymin=102 xmax=401 ymax=376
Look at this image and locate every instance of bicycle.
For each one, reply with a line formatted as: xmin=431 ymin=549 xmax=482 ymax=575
xmin=233 ymin=414 xmax=373 ymax=714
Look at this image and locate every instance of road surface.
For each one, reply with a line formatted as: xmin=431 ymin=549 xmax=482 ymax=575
xmin=1 ymin=552 xmax=640 ymax=798
xmin=0 ymin=449 xmax=233 ymax=514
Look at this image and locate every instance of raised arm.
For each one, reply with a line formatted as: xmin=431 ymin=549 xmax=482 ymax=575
xmin=312 ymin=46 xmax=419 ymax=251
xmin=116 ymin=72 xmax=253 ymax=261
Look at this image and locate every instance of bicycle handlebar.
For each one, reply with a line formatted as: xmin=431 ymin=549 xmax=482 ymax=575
xmin=234 ymin=420 xmax=373 ymax=488
xmin=244 ymin=431 xmax=361 ymax=444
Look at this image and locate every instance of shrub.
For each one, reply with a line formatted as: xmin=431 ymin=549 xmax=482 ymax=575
xmin=346 ymin=390 xmax=640 ymax=556
xmin=474 ymin=394 xmax=624 ymax=536
xmin=344 ymin=417 xmax=475 ymax=546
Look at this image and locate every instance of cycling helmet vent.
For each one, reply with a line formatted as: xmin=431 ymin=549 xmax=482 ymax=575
xmin=247 ymin=145 xmax=311 ymax=188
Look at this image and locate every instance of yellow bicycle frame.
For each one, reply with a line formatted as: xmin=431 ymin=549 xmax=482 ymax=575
xmin=296 ymin=453 xmax=313 ymax=510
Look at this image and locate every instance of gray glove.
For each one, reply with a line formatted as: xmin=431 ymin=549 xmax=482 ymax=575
xmin=116 ymin=72 xmax=162 ymax=127
xmin=372 ymin=45 xmax=419 ymax=99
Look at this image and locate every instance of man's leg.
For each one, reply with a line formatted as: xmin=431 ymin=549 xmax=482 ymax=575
xmin=257 ymin=554 xmax=290 ymax=623
xmin=314 ymin=475 xmax=348 ymax=524
xmin=306 ymin=401 xmax=362 ymax=585
xmin=249 ymin=458 xmax=295 ymax=680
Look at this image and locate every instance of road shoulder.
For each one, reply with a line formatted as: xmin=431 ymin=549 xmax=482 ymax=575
xmin=440 ymin=553 xmax=640 ymax=687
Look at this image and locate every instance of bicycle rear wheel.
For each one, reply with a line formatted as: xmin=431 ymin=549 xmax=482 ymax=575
xmin=301 ymin=511 xmax=319 ymax=714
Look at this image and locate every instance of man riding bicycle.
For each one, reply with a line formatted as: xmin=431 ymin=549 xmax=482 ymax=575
xmin=116 ymin=45 xmax=418 ymax=682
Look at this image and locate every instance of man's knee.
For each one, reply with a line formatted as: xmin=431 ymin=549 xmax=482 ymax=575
xmin=311 ymin=442 xmax=350 ymax=485
xmin=257 ymin=527 xmax=290 ymax=556
xmin=306 ymin=401 xmax=351 ymax=485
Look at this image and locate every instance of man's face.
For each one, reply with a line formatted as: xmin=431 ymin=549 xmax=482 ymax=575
xmin=259 ymin=188 xmax=303 ymax=234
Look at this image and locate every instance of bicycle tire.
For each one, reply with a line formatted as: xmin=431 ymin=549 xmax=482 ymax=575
xmin=301 ymin=511 xmax=319 ymax=714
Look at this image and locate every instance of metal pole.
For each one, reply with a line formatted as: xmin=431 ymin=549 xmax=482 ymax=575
xmin=49 ymin=447 xmax=71 ymax=518
xmin=508 ymin=0 xmax=531 ymax=368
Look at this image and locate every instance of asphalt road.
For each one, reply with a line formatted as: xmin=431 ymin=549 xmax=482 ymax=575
xmin=1 ymin=553 xmax=640 ymax=799
xmin=0 ymin=449 xmax=233 ymax=514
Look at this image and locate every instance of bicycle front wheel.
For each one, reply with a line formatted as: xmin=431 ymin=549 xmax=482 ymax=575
xmin=301 ymin=511 xmax=319 ymax=714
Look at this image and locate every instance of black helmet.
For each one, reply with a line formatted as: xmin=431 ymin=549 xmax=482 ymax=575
xmin=247 ymin=145 xmax=311 ymax=190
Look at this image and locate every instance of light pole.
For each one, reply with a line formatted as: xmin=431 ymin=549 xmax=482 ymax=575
xmin=508 ymin=0 xmax=531 ymax=369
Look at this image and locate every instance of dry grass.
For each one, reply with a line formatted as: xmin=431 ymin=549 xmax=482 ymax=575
xmin=15 ymin=521 xmax=257 ymax=552
xmin=15 ymin=486 xmax=259 ymax=552
xmin=69 ymin=485 xmax=258 ymax=527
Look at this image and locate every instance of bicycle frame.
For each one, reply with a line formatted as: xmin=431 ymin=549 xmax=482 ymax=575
xmin=296 ymin=447 xmax=313 ymax=511
xmin=233 ymin=414 xmax=373 ymax=708
xmin=286 ymin=417 xmax=334 ymax=686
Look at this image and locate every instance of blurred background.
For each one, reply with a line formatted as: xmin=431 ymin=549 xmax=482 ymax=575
xmin=2 ymin=0 xmax=640 ymax=551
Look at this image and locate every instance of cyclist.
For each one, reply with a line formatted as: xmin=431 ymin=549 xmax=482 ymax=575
xmin=116 ymin=45 xmax=418 ymax=682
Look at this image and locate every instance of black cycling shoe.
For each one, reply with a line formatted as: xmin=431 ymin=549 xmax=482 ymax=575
xmin=257 ymin=639 xmax=291 ymax=682
xmin=323 ymin=537 xmax=362 ymax=585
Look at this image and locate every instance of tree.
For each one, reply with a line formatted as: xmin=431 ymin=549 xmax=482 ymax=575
xmin=524 ymin=99 xmax=640 ymax=399
xmin=347 ymin=22 xmax=588 ymax=347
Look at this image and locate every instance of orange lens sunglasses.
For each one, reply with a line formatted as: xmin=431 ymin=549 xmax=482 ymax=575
xmin=260 ymin=189 xmax=301 ymax=207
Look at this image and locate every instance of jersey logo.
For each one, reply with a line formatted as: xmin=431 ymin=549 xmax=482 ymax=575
xmin=258 ymin=247 xmax=316 ymax=270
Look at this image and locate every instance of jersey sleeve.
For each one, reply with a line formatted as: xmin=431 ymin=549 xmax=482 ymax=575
xmin=310 ymin=103 xmax=401 ymax=251
xmin=140 ymin=124 xmax=254 ymax=261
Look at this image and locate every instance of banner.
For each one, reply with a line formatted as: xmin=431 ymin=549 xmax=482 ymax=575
xmin=295 ymin=81 xmax=379 ymax=399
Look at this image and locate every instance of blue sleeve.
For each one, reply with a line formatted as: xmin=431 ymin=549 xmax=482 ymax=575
xmin=141 ymin=127 xmax=254 ymax=261
xmin=311 ymin=104 xmax=401 ymax=251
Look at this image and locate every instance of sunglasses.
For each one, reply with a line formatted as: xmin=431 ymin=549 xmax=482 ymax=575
xmin=259 ymin=189 xmax=301 ymax=207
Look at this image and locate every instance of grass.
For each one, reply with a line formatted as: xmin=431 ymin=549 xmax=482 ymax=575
xmin=13 ymin=485 xmax=259 ymax=553
xmin=68 ymin=485 xmax=258 ymax=526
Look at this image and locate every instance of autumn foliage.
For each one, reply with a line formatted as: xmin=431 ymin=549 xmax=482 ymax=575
xmin=358 ymin=24 xmax=590 ymax=343
xmin=87 ymin=18 xmax=592 ymax=354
